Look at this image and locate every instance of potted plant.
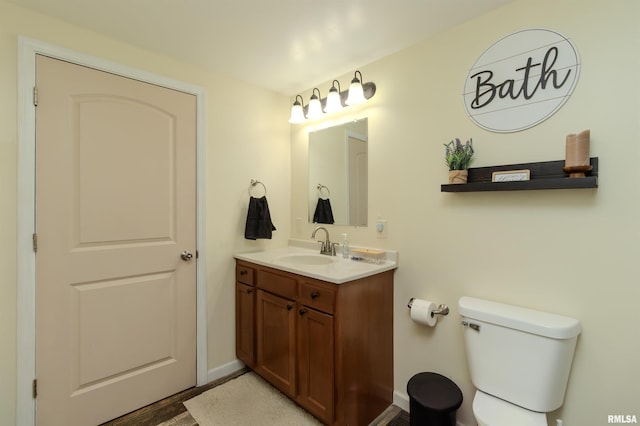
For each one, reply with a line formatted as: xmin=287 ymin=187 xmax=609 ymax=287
xmin=444 ymin=138 xmax=474 ymax=183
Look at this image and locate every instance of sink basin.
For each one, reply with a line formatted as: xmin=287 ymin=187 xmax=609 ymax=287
xmin=235 ymin=243 xmax=397 ymax=283
xmin=277 ymin=254 xmax=336 ymax=266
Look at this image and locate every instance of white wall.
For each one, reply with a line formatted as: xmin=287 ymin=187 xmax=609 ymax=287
xmin=291 ymin=0 xmax=640 ymax=424
xmin=0 ymin=1 xmax=290 ymax=423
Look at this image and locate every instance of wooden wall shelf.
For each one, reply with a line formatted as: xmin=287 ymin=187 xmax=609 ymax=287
xmin=441 ymin=157 xmax=598 ymax=193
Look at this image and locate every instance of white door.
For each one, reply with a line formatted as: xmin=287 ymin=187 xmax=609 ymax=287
xmin=348 ymin=136 xmax=368 ymax=227
xmin=35 ymin=54 xmax=197 ymax=426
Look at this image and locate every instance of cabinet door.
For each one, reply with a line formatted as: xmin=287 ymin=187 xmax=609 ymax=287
xmin=297 ymin=306 xmax=335 ymax=424
xmin=256 ymin=289 xmax=296 ymax=397
xmin=235 ymin=282 xmax=255 ymax=368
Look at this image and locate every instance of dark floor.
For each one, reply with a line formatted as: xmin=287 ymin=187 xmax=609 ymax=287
xmin=100 ymin=369 xmax=246 ymax=426
xmin=100 ymin=368 xmax=409 ymax=426
xmin=386 ymin=410 xmax=410 ymax=426
xmin=374 ymin=407 xmax=410 ymax=426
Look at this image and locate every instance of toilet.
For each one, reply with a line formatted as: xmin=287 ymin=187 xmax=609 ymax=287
xmin=458 ymin=297 xmax=581 ymax=426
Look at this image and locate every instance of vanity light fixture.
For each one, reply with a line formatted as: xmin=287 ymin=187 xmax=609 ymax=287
xmin=324 ymin=80 xmax=344 ymax=113
xmin=307 ymin=88 xmax=324 ymax=119
xmin=288 ymin=95 xmax=306 ymax=123
xmin=345 ymin=70 xmax=366 ymax=105
xmin=288 ymin=70 xmax=376 ymax=123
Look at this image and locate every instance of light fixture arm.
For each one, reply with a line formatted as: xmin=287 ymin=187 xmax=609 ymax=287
xmin=351 ymin=70 xmax=363 ymax=85
xmin=330 ymin=80 xmax=342 ymax=99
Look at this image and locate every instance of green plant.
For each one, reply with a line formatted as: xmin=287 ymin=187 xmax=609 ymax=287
xmin=444 ymin=138 xmax=474 ymax=170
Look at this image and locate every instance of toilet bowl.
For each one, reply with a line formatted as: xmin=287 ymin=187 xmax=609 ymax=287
xmin=459 ymin=297 xmax=581 ymax=426
xmin=473 ymin=391 xmax=547 ymax=426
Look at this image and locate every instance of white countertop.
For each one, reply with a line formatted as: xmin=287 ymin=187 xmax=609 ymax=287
xmin=234 ymin=239 xmax=398 ymax=284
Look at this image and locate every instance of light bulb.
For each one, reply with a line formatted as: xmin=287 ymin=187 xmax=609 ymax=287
xmin=289 ymin=104 xmax=305 ymax=123
xmin=288 ymin=95 xmax=306 ymax=123
xmin=324 ymin=80 xmax=343 ymax=113
xmin=307 ymin=89 xmax=324 ymax=119
xmin=345 ymin=71 xmax=366 ymax=105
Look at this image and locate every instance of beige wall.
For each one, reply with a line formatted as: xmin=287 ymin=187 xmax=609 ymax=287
xmin=0 ymin=1 xmax=290 ymax=423
xmin=291 ymin=0 xmax=640 ymax=424
xmin=3 ymin=0 xmax=640 ymax=424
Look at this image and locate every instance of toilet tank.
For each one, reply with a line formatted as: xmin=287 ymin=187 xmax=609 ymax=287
xmin=459 ymin=297 xmax=581 ymax=413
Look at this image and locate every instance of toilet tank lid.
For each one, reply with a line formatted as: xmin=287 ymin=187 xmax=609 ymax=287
xmin=459 ymin=297 xmax=582 ymax=339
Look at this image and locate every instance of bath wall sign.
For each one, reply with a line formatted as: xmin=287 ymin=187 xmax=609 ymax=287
xmin=463 ymin=28 xmax=580 ymax=133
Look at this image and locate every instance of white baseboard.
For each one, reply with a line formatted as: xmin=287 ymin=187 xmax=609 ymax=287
xmin=393 ymin=389 xmax=411 ymax=412
xmin=393 ymin=390 xmax=468 ymax=426
xmin=206 ymin=359 xmax=246 ymax=383
xmin=207 ymin=363 xmax=470 ymax=426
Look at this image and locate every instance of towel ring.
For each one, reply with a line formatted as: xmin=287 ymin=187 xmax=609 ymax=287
xmin=248 ymin=179 xmax=267 ymax=197
xmin=317 ymin=184 xmax=330 ymax=200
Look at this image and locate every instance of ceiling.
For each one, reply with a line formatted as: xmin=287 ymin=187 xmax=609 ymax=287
xmin=10 ymin=0 xmax=515 ymax=96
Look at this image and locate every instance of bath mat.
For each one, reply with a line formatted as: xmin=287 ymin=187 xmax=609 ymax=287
xmin=157 ymin=411 xmax=197 ymax=426
xmin=184 ymin=372 xmax=322 ymax=426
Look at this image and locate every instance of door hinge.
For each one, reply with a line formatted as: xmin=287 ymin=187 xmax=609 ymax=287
xmin=33 ymin=86 xmax=38 ymax=107
xmin=32 ymin=233 xmax=38 ymax=253
xmin=32 ymin=379 xmax=37 ymax=399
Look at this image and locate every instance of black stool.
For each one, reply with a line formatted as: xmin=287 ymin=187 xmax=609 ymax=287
xmin=407 ymin=372 xmax=463 ymax=426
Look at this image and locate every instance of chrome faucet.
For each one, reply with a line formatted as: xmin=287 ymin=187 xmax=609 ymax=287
xmin=311 ymin=226 xmax=336 ymax=256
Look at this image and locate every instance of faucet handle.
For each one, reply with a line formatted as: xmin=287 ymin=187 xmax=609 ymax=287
xmin=331 ymin=242 xmax=339 ymax=256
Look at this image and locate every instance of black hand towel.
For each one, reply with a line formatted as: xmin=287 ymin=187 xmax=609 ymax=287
xmin=313 ymin=198 xmax=334 ymax=224
xmin=245 ymin=196 xmax=276 ymax=239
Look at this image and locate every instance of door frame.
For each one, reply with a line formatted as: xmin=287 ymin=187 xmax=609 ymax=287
xmin=16 ymin=37 xmax=208 ymax=425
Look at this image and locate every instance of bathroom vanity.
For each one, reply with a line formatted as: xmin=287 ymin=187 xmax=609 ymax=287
xmin=234 ymin=243 xmax=396 ymax=425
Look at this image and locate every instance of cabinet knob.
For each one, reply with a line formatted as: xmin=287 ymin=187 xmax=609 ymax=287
xmin=286 ymin=305 xmax=293 ymax=311
xmin=247 ymin=289 xmax=253 ymax=294
xmin=240 ymin=270 xmax=248 ymax=275
xmin=310 ymin=292 xmax=319 ymax=299
xmin=299 ymin=309 xmax=307 ymax=316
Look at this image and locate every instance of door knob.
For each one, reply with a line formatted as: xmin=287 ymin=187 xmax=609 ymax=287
xmin=181 ymin=251 xmax=194 ymax=261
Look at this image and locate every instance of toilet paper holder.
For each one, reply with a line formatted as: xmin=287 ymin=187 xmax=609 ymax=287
xmin=407 ymin=298 xmax=450 ymax=316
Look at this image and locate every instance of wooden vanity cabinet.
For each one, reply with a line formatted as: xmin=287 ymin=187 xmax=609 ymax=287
xmin=255 ymin=287 xmax=297 ymax=397
xmin=235 ymin=259 xmax=394 ymax=426
xmin=235 ymin=262 xmax=256 ymax=368
xmin=297 ymin=278 xmax=336 ymax=423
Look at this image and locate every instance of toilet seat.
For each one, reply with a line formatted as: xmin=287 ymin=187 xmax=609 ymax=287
xmin=473 ymin=391 xmax=547 ymax=426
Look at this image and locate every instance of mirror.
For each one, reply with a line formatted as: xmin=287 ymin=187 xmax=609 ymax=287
xmin=308 ymin=118 xmax=368 ymax=226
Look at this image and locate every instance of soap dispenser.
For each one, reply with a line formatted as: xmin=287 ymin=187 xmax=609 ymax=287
xmin=341 ymin=233 xmax=350 ymax=258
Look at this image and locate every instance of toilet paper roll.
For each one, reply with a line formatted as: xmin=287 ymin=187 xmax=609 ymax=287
xmin=410 ymin=298 xmax=438 ymax=327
